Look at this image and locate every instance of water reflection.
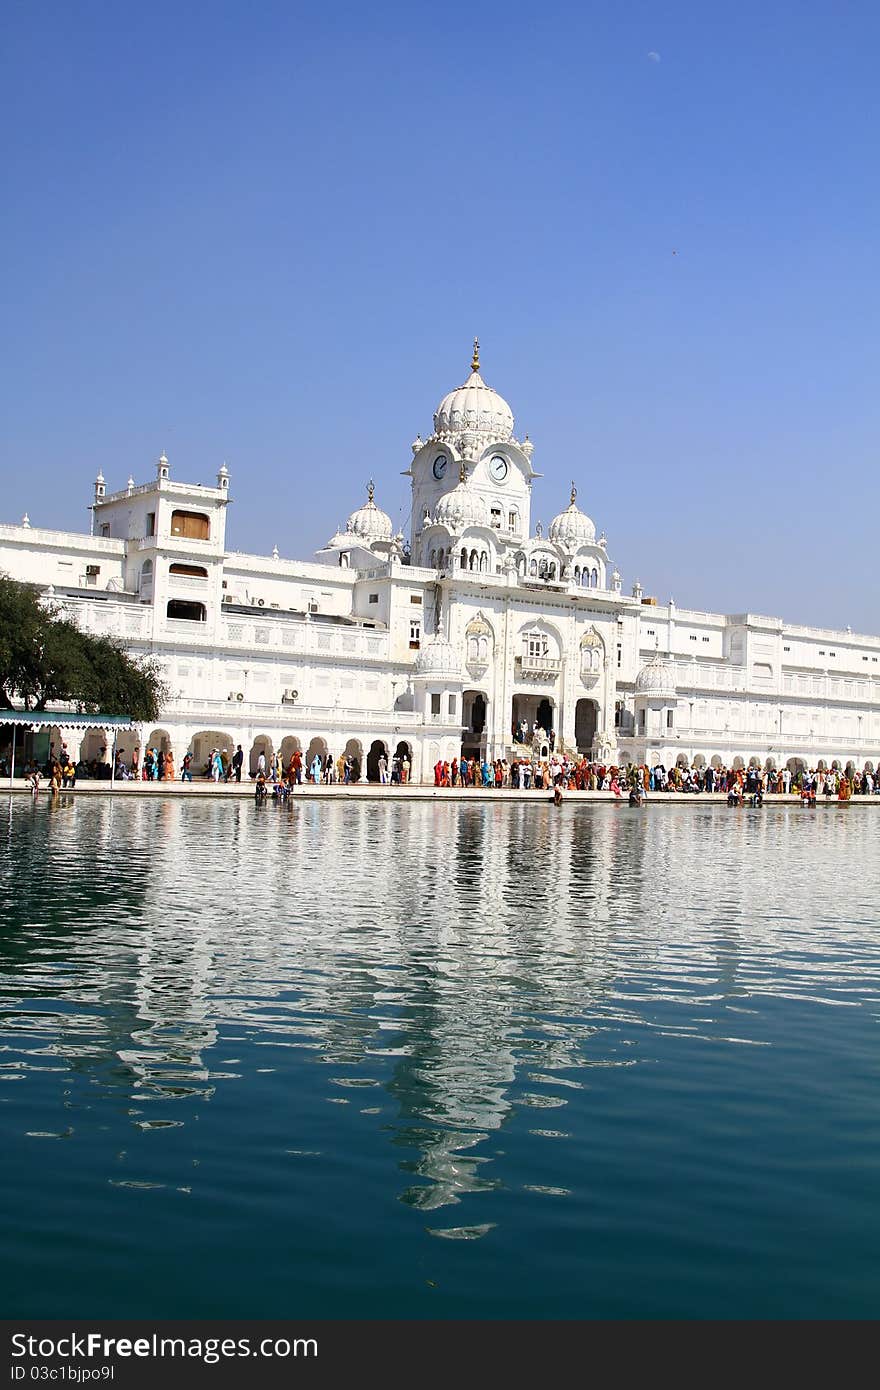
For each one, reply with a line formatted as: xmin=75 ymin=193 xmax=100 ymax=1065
xmin=1 ymin=796 xmax=879 ymax=1225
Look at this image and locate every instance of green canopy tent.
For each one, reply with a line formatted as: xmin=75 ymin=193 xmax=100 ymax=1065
xmin=2 ymin=711 xmax=137 ymax=785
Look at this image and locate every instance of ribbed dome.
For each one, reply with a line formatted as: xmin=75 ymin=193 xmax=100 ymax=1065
xmin=414 ymin=635 xmax=463 ymax=679
xmin=432 ymin=468 xmax=488 ymax=531
xmin=549 ymin=485 xmax=596 ymax=546
xmin=345 ymin=481 xmax=393 ymax=542
xmin=433 ymin=340 xmax=514 ymax=445
xmin=635 ymin=651 xmax=677 ymax=699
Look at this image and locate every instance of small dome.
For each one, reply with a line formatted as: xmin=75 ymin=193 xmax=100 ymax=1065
xmin=432 ymin=466 xmax=488 ymax=532
xmin=414 ymin=635 xmax=462 ymax=679
xmin=549 ymin=485 xmax=596 ymax=546
xmin=433 ymin=339 xmax=514 ymax=445
xmin=345 ymin=480 xmax=393 ymax=542
xmin=635 ymin=651 xmax=677 ymax=699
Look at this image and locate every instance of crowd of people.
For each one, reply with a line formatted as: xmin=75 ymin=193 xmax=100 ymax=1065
xmin=6 ymin=738 xmax=880 ymax=801
xmin=430 ymin=754 xmax=880 ymax=798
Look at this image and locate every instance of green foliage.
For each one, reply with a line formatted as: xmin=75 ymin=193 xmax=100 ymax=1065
xmin=0 ymin=574 xmax=167 ymax=720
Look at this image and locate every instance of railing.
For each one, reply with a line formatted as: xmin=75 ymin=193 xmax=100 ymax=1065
xmin=517 ymin=655 xmax=561 ymax=676
xmin=167 ymin=697 xmax=425 ymax=728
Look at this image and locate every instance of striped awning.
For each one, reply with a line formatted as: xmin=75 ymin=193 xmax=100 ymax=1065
xmin=1 ymin=711 xmax=137 ymax=732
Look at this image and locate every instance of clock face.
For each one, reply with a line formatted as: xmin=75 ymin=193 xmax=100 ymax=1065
xmin=489 ymin=455 xmax=509 ymax=482
xmin=432 ymin=455 xmax=447 ymax=480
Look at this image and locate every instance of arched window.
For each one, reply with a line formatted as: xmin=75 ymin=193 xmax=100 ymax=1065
xmin=170 ymin=509 xmax=210 ymax=541
xmin=169 ymin=562 xmax=208 ymax=578
xmin=469 ymin=549 xmax=479 ymax=571
xmin=430 ymin=550 xmax=436 ymax=568
xmin=591 ymin=568 xmax=599 ymax=587
xmin=460 ymin=547 xmax=468 ymax=569
xmin=573 ymin=566 xmax=580 ymax=584
xmin=529 ymin=559 xmax=537 ymax=577
xmin=167 ymin=599 xmax=206 ymax=622
xmin=339 ymin=552 xmax=349 ymax=568
xmin=580 ymin=630 xmax=603 ymax=676
xmin=548 ymin=562 xmax=556 ymax=580
xmin=480 ymin=551 xmax=488 ymax=572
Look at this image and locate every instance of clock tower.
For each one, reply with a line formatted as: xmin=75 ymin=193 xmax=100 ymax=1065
xmin=403 ymin=341 xmax=539 ymax=566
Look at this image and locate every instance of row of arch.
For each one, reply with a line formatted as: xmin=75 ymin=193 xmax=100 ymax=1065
xmin=143 ymin=730 xmax=414 ymax=780
xmin=427 ymin=548 xmax=602 ymax=584
xmin=665 ymin=754 xmax=874 ymax=773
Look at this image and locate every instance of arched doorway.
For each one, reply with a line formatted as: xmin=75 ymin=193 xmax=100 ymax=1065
xmin=249 ymin=734 xmax=274 ymax=777
xmin=279 ymin=735 xmax=301 ymax=767
xmin=536 ymin=697 xmax=554 ymax=734
xmin=305 ymin=737 xmax=328 ymax=778
xmin=366 ymin=739 xmax=387 ymax=782
xmin=464 ymin=691 xmax=487 ymax=735
xmin=191 ymin=730 xmax=235 ymax=775
xmin=462 ymin=691 xmax=488 ymax=759
xmin=575 ymin=699 xmax=598 ymax=755
xmin=344 ymin=738 xmax=363 ymax=781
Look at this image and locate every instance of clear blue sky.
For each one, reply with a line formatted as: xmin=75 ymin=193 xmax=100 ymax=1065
xmin=3 ymin=1 xmax=879 ymax=630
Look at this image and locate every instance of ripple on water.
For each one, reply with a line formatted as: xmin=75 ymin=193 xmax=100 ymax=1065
xmin=1 ymin=798 xmax=879 ymax=1319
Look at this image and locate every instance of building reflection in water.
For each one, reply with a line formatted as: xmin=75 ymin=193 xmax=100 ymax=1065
xmin=1 ymin=795 xmax=878 ymax=1216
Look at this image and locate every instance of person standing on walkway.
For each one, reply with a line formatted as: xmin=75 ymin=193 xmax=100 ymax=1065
xmin=181 ymin=751 xmax=193 ymax=782
xmin=232 ymin=745 xmax=244 ymax=783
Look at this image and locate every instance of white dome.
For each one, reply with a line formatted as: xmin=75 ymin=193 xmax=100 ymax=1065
xmin=345 ymin=481 xmax=393 ymax=542
xmin=635 ymin=651 xmax=677 ymax=699
xmin=549 ymin=485 xmax=596 ymax=546
xmin=433 ymin=340 xmax=514 ymax=445
xmin=432 ymin=468 xmax=488 ymax=531
xmin=414 ymin=635 xmax=462 ymax=679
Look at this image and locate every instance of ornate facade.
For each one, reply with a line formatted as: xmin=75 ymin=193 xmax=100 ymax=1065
xmin=2 ymin=343 xmax=880 ymax=780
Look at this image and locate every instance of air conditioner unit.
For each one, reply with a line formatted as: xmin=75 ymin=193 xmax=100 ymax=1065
xmin=307 ymin=601 xmax=318 ymax=613
xmin=86 ymin=564 xmax=100 ymax=576
xmin=257 ymin=598 xmax=265 ymax=606
xmin=227 ymin=691 xmax=245 ymax=701
xmin=282 ymin=688 xmax=299 ymax=702
xmin=222 ymin=594 xmax=233 ymax=603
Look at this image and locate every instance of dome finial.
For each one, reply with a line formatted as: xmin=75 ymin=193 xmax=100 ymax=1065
xmin=459 ymin=459 xmax=467 ymax=485
xmin=367 ymin=479 xmax=375 ymax=503
xmin=471 ymin=336 xmax=480 ymax=373
xmin=570 ymin=481 xmax=577 ymax=506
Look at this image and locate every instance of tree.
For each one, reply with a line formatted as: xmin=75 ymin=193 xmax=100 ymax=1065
xmin=0 ymin=574 xmax=166 ymax=720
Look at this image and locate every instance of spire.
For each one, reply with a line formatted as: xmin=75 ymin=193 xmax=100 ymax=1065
xmin=459 ymin=459 xmax=467 ymax=484
xmin=570 ymin=481 xmax=577 ymax=506
xmin=471 ymin=336 xmax=480 ymax=373
xmin=367 ymin=479 xmax=375 ymax=503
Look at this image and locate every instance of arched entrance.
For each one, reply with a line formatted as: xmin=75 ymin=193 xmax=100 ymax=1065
xmin=366 ymin=739 xmax=387 ymax=782
xmin=575 ymin=699 xmax=598 ymax=755
xmin=191 ymin=730 xmax=235 ymax=775
xmin=463 ymin=691 xmax=487 ymax=735
xmin=511 ymin=694 xmax=556 ymax=746
xmin=462 ymin=690 xmax=488 ymax=759
xmin=279 ymin=735 xmax=301 ymax=767
xmin=249 ymin=734 xmax=274 ymax=777
xmin=344 ymin=738 xmax=363 ymax=781
xmin=306 ymin=736 xmax=328 ymax=776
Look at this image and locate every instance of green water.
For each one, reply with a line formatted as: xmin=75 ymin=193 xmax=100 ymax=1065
xmin=1 ymin=795 xmax=878 ymax=1318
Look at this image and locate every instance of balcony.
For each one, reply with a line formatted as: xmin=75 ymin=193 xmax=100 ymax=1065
xmin=517 ymin=655 xmax=561 ymax=680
